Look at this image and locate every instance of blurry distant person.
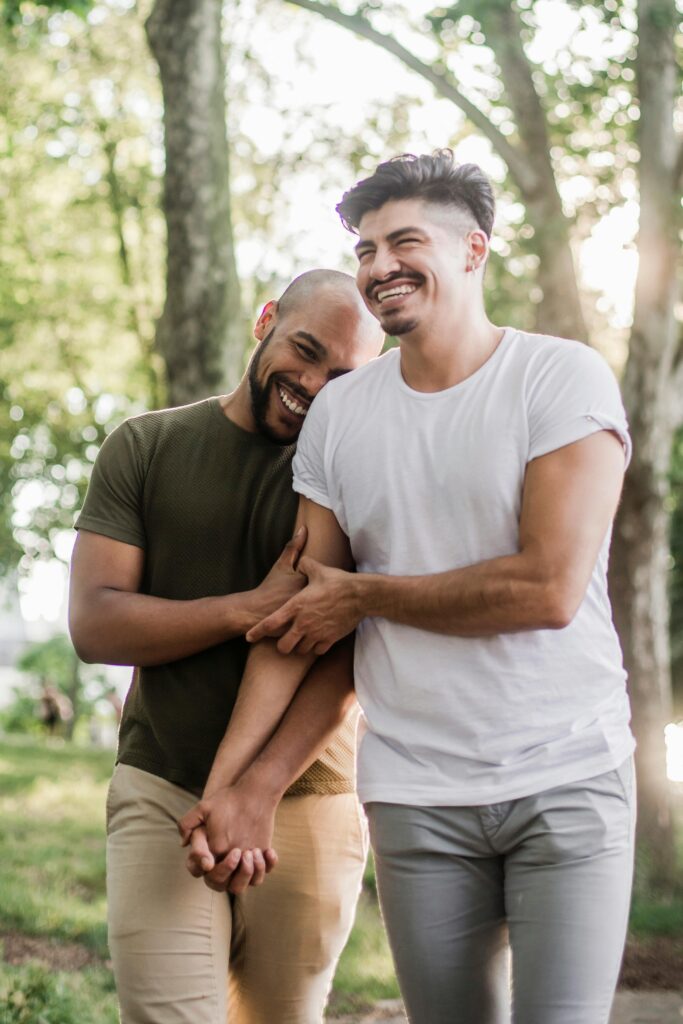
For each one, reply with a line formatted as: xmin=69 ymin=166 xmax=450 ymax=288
xmin=38 ymin=684 xmax=73 ymax=737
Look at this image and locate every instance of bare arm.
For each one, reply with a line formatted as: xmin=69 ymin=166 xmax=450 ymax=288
xmin=178 ymin=637 xmax=356 ymax=890
xmin=177 ymin=498 xmax=355 ymax=891
xmin=249 ymin=431 xmax=626 ymax=653
xmin=68 ymin=527 xmax=306 ymax=666
xmin=192 ymin=498 xmax=353 ymax=790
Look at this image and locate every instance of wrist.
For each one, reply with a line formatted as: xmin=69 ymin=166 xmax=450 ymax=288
xmin=226 ymin=590 xmax=260 ymax=635
xmin=352 ymin=572 xmax=384 ymax=620
xmin=239 ymin=760 xmax=288 ymax=804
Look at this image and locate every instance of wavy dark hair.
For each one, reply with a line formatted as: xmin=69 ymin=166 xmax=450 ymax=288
xmin=336 ymin=150 xmax=495 ymax=238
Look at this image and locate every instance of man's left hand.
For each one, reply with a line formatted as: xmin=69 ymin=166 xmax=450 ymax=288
xmin=246 ymin=556 xmax=362 ymax=655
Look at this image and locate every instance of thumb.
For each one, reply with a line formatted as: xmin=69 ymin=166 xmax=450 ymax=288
xmin=187 ymin=827 xmax=216 ymax=876
xmin=178 ymin=804 xmax=206 ymax=845
xmin=283 ymin=525 xmax=307 ymax=569
xmin=297 ymin=554 xmax=320 ymax=579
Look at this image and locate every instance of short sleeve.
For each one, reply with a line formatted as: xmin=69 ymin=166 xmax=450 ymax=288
xmin=75 ymin=421 xmax=147 ymax=548
xmin=292 ymin=388 xmax=333 ymax=509
xmin=527 ymin=342 xmax=631 ymax=466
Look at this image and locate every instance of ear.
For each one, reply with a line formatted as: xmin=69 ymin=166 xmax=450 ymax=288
xmin=465 ymin=230 xmax=489 ymax=272
xmin=254 ymin=300 xmax=278 ymax=341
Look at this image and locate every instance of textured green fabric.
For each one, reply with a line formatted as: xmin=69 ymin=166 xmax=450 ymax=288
xmin=76 ymin=397 xmax=354 ymax=794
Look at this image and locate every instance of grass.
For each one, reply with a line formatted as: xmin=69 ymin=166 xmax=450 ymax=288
xmin=0 ymin=734 xmax=398 ymax=1020
xmin=0 ymin=962 xmax=118 ymax=1024
xmin=1 ymin=735 xmax=680 ymax=1020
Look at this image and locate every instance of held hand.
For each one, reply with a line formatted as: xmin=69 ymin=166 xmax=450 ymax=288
xmin=246 ymin=555 xmax=362 ymax=655
xmin=178 ymin=782 xmax=278 ymax=894
xmin=249 ymin=526 xmax=308 ymax=622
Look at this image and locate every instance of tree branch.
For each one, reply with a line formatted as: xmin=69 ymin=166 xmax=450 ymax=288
xmin=285 ymin=0 xmax=538 ymax=196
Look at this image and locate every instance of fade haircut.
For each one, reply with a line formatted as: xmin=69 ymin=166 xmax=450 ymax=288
xmin=336 ymin=150 xmax=495 ymax=239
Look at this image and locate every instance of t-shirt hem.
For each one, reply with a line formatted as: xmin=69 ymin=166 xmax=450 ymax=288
xmin=75 ymin=514 xmax=145 ymax=549
xmin=117 ymin=751 xmax=355 ymax=797
xmin=529 ymin=414 xmax=631 ymax=466
xmin=357 ymin=743 xmax=636 ymax=807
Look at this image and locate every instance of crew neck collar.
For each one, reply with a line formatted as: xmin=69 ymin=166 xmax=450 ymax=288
xmin=393 ymin=328 xmax=515 ymax=398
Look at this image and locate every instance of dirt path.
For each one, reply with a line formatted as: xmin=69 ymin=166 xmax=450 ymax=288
xmin=328 ymin=992 xmax=683 ymax=1023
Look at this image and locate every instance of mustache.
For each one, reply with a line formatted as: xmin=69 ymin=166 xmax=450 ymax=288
xmin=367 ymin=272 xmax=423 ymax=299
xmin=273 ymin=376 xmax=313 ymax=405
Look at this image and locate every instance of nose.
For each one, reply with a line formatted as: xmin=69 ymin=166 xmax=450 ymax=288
xmin=299 ymin=366 xmax=327 ymax=397
xmin=367 ymin=245 xmax=401 ymax=284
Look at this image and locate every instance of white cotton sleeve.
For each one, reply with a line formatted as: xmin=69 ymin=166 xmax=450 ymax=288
xmin=292 ymin=387 xmax=334 ymax=509
xmin=527 ymin=341 xmax=631 ymax=466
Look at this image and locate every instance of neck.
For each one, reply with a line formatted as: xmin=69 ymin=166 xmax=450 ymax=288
xmin=219 ymin=378 xmax=256 ymax=431
xmin=398 ymin=300 xmax=503 ymax=393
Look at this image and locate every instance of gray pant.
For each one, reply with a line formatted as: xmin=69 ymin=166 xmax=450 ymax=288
xmin=366 ymin=761 xmax=635 ymax=1024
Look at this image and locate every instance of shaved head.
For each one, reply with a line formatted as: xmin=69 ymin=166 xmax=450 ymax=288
xmin=277 ymin=269 xmax=381 ymax=343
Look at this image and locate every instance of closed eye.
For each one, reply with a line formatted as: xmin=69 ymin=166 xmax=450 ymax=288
xmin=295 ymin=342 xmax=317 ymax=360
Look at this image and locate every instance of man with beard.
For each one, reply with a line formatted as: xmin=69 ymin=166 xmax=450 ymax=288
xmin=202 ymin=154 xmax=635 ymax=1024
xmin=68 ymin=268 xmax=383 ymax=1024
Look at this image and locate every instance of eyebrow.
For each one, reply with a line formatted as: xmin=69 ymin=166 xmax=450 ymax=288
xmin=354 ymin=226 xmax=427 ymax=253
xmin=293 ymin=331 xmax=326 ymax=356
xmin=293 ymin=330 xmax=353 ymax=377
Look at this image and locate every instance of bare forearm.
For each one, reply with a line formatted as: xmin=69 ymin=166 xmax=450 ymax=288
xmin=355 ymin=552 xmax=577 ymax=636
xmin=70 ymin=589 xmax=260 ymax=666
xmin=238 ymin=640 xmax=355 ymax=800
xmin=204 ymin=640 xmax=315 ymax=795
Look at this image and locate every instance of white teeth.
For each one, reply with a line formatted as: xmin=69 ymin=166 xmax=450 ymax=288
xmin=279 ymin=388 xmax=307 ymax=416
xmin=377 ymin=284 xmax=417 ymax=302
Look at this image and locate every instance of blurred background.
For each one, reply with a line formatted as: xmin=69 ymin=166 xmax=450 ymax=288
xmin=0 ymin=0 xmax=681 ymax=1019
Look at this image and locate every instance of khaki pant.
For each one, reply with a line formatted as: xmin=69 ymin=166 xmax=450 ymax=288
xmin=106 ymin=764 xmax=367 ymax=1024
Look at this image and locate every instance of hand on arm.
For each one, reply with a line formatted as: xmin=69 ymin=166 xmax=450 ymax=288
xmin=179 ymin=638 xmax=356 ymax=893
xmin=68 ymin=526 xmax=306 ymax=666
xmin=177 ymin=498 xmax=356 ymax=892
xmin=249 ymin=430 xmax=626 ymax=649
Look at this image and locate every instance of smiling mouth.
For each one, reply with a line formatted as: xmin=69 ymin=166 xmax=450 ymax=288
xmin=374 ymin=283 xmax=419 ymax=305
xmin=278 ymin=384 xmax=309 ymax=417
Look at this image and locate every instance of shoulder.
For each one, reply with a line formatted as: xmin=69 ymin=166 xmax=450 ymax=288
xmin=125 ymin=397 xmax=215 ymax=438
xmin=507 ymin=330 xmax=618 ymax=391
xmin=319 ymin=349 xmax=397 ymax=406
xmin=119 ymin=397 xmax=215 ymax=455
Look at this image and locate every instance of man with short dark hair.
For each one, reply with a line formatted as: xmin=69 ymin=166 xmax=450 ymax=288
xmin=68 ymin=269 xmax=384 ymax=1024
xmin=215 ymin=153 xmax=635 ymax=1023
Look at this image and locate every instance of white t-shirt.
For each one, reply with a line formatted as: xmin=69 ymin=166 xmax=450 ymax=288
xmin=293 ymin=328 xmax=634 ymax=806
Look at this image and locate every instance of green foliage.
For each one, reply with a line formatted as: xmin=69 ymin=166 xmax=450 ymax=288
xmin=1 ymin=0 xmax=94 ymax=28
xmin=0 ymin=635 xmax=112 ymax=737
xmin=0 ymin=693 xmax=42 ymax=735
xmin=0 ymin=964 xmax=117 ymax=1024
xmin=0 ymin=964 xmax=79 ymax=1024
xmin=17 ymin=635 xmax=79 ymax=685
xmin=0 ymin=737 xmax=113 ymax=950
xmin=0 ymin=4 xmax=164 ymax=575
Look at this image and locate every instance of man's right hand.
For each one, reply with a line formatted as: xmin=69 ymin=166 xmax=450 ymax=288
xmin=247 ymin=525 xmax=308 ymax=624
xmin=178 ymin=780 xmax=279 ymax=894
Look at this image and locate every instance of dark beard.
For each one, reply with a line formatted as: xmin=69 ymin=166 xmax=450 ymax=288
xmin=248 ymin=331 xmax=300 ymax=446
xmin=379 ymin=310 xmax=419 ymax=336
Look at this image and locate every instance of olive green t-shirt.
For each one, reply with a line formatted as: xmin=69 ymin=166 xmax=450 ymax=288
xmin=76 ymin=397 xmax=355 ymax=794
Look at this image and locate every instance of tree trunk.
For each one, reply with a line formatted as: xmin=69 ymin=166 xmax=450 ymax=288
xmin=475 ymin=1 xmax=588 ymax=342
xmin=609 ymin=0 xmax=681 ymax=889
xmin=146 ymin=0 xmax=245 ymax=407
xmin=285 ymin=0 xmax=588 ymax=343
